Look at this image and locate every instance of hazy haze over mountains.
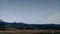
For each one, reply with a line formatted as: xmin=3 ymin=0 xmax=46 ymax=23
xmin=0 ymin=0 xmax=60 ymax=24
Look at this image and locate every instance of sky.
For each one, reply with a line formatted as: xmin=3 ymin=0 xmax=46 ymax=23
xmin=0 ymin=0 xmax=60 ymax=24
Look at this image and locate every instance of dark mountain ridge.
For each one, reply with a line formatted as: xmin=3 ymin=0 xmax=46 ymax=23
xmin=0 ymin=20 xmax=60 ymax=30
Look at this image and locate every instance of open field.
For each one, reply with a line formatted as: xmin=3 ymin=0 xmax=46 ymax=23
xmin=0 ymin=29 xmax=60 ymax=34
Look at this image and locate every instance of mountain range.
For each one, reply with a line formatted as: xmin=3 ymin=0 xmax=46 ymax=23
xmin=0 ymin=19 xmax=60 ymax=30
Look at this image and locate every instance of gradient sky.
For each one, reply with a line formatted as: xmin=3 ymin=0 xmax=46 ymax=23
xmin=0 ymin=0 xmax=60 ymax=24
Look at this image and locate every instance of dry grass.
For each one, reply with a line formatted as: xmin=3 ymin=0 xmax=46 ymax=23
xmin=0 ymin=29 xmax=60 ymax=34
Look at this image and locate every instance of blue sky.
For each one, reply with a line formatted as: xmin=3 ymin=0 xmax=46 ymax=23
xmin=0 ymin=0 xmax=60 ymax=24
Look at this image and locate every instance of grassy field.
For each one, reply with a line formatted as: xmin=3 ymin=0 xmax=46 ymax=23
xmin=0 ymin=29 xmax=60 ymax=34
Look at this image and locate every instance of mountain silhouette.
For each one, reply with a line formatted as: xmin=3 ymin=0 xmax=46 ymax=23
xmin=0 ymin=19 xmax=60 ymax=30
xmin=0 ymin=19 xmax=4 ymax=22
